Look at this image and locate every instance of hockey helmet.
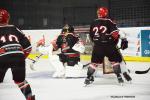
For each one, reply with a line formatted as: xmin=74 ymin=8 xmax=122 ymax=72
xmin=0 ymin=9 xmax=10 ymax=24
xmin=97 ymin=7 xmax=108 ymax=18
xmin=62 ymin=24 xmax=74 ymax=33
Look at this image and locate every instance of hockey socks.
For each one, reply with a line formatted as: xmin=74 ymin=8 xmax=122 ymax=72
xmin=112 ymin=64 xmax=124 ymax=84
xmin=116 ymin=74 xmax=124 ymax=84
xmin=123 ymin=72 xmax=132 ymax=81
xmin=84 ymin=67 xmax=95 ymax=85
xmin=15 ymin=80 xmax=35 ymax=100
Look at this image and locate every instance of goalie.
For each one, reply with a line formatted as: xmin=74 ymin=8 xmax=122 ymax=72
xmin=54 ymin=24 xmax=85 ymax=77
xmin=37 ymin=24 xmax=85 ymax=78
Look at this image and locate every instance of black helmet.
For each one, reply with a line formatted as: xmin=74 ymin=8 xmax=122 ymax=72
xmin=62 ymin=24 xmax=74 ymax=33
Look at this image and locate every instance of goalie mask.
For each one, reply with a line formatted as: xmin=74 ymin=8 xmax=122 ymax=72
xmin=97 ymin=7 xmax=108 ymax=18
xmin=0 ymin=9 xmax=10 ymax=24
xmin=62 ymin=24 xmax=74 ymax=34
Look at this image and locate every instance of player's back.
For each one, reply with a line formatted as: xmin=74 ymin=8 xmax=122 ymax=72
xmin=91 ymin=18 xmax=116 ymax=34
xmin=90 ymin=18 xmax=118 ymax=46
xmin=0 ymin=25 xmax=25 ymax=62
xmin=92 ymin=18 xmax=109 ymax=27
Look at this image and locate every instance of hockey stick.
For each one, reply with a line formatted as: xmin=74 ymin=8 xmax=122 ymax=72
xmin=28 ymin=53 xmax=44 ymax=70
xmin=118 ymin=46 xmax=150 ymax=74
xmin=135 ymin=67 xmax=150 ymax=74
xmin=83 ymin=62 xmax=91 ymax=68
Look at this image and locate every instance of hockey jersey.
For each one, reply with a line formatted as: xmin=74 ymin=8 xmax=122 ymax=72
xmin=0 ymin=25 xmax=31 ymax=61
xmin=56 ymin=33 xmax=79 ymax=53
xmin=89 ymin=18 xmax=119 ymax=45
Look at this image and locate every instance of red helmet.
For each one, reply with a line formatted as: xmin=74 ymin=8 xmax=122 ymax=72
xmin=97 ymin=7 xmax=108 ymax=18
xmin=0 ymin=9 xmax=10 ymax=24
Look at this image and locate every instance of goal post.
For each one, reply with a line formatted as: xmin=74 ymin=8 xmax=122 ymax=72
xmin=103 ymin=57 xmax=114 ymax=74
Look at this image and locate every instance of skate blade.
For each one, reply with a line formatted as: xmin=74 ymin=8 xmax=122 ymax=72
xmin=83 ymin=81 xmax=93 ymax=87
xmin=127 ymin=81 xmax=132 ymax=84
xmin=83 ymin=84 xmax=88 ymax=87
xmin=84 ymin=83 xmax=91 ymax=87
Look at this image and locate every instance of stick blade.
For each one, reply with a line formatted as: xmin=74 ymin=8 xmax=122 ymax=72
xmin=135 ymin=71 xmax=148 ymax=74
xmin=135 ymin=67 xmax=150 ymax=74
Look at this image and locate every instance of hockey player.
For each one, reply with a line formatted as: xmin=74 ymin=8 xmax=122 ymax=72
xmin=55 ymin=24 xmax=82 ymax=77
xmin=0 ymin=9 xmax=35 ymax=100
xmin=36 ymin=25 xmax=84 ymax=77
xmin=84 ymin=7 xmax=131 ymax=85
xmin=35 ymin=32 xmax=66 ymax=77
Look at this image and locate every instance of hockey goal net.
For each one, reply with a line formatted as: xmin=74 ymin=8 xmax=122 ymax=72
xmin=74 ymin=25 xmax=114 ymax=74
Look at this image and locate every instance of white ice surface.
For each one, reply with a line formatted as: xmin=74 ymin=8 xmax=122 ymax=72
xmin=0 ymin=59 xmax=150 ymax=100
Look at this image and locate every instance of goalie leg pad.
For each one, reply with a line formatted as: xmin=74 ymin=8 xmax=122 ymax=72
xmin=65 ymin=65 xmax=87 ymax=78
xmin=49 ymin=55 xmax=65 ymax=77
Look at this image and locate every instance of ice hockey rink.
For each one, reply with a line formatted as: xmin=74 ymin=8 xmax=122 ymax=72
xmin=0 ymin=58 xmax=150 ymax=100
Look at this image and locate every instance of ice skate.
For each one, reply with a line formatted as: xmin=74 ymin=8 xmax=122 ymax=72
xmin=84 ymin=76 xmax=94 ymax=86
xmin=117 ymin=74 xmax=124 ymax=86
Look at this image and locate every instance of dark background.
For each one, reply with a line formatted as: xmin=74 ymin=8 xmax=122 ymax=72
xmin=0 ymin=0 xmax=149 ymax=29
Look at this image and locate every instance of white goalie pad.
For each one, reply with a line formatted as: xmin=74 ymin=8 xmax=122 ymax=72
xmin=72 ymin=41 xmax=85 ymax=53
xmin=65 ymin=64 xmax=87 ymax=78
xmin=38 ymin=43 xmax=65 ymax=77
xmin=48 ymin=55 xmax=65 ymax=78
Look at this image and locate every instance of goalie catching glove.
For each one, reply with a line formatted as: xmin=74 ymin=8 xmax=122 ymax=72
xmin=121 ymin=38 xmax=128 ymax=50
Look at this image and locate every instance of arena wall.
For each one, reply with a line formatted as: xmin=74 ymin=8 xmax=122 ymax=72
xmin=22 ymin=26 xmax=150 ymax=58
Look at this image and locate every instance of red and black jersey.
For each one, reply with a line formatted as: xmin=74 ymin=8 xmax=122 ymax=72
xmin=0 ymin=25 xmax=31 ymax=59
xmin=89 ymin=18 xmax=119 ymax=45
xmin=56 ymin=33 xmax=79 ymax=53
xmin=56 ymin=33 xmax=80 ymax=64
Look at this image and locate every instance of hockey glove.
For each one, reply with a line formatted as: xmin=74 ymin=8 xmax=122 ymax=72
xmin=24 ymin=47 xmax=32 ymax=59
xmin=121 ymin=38 xmax=128 ymax=50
